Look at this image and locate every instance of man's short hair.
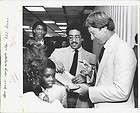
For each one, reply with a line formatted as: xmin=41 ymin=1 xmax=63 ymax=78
xmin=32 ymin=21 xmax=47 ymax=32
xmin=85 ymin=11 xmax=115 ymax=31
xmin=66 ymin=22 xmax=83 ymax=36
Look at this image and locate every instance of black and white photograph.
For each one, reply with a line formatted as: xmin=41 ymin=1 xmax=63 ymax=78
xmin=0 ymin=0 xmax=140 ymax=112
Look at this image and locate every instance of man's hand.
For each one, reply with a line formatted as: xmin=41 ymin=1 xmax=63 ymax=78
xmin=74 ymin=84 xmax=89 ymax=96
xmin=80 ymin=60 xmax=94 ymax=76
xmin=72 ymin=74 xmax=86 ymax=84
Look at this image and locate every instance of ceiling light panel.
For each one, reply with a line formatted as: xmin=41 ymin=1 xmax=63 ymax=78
xmin=25 ymin=6 xmax=45 ymax=11
xmin=24 ymin=29 xmax=32 ymax=32
xmin=59 ymin=26 xmax=67 ymax=29
xmin=61 ymin=30 xmax=66 ymax=32
xmin=58 ymin=32 xmax=64 ymax=34
xmin=55 ymin=30 xmax=62 ymax=33
xmin=56 ymin=23 xmax=67 ymax=25
xmin=58 ymin=33 xmax=67 ymax=37
xmin=43 ymin=21 xmax=55 ymax=24
xmin=23 ymin=26 xmax=30 ymax=29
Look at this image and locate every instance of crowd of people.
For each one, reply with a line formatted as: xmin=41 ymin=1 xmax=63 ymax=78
xmin=23 ymin=11 xmax=137 ymax=109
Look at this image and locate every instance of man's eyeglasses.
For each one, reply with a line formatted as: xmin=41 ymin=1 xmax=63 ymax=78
xmin=68 ymin=35 xmax=81 ymax=40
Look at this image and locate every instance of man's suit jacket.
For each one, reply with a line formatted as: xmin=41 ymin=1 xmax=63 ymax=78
xmin=89 ymin=33 xmax=137 ymax=108
xmin=50 ymin=46 xmax=96 ymax=108
xmin=50 ymin=46 xmax=96 ymax=77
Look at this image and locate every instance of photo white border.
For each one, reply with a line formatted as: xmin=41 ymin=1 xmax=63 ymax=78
xmin=0 ymin=0 xmax=140 ymax=112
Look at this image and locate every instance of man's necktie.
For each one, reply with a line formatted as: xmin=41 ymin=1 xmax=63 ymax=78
xmin=99 ymin=46 xmax=105 ymax=63
xmin=95 ymin=47 xmax=105 ymax=82
xmin=69 ymin=49 xmax=78 ymax=76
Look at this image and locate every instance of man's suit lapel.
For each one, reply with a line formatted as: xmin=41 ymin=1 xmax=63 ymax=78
xmin=68 ymin=47 xmax=74 ymax=71
xmin=95 ymin=35 xmax=120 ymax=85
xmin=96 ymin=49 xmax=111 ymax=84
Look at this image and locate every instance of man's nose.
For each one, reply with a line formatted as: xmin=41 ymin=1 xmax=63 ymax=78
xmin=72 ymin=38 xmax=76 ymax=42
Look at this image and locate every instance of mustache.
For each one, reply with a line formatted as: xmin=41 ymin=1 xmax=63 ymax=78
xmin=71 ymin=42 xmax=78 ymax=44
xmin=46 ymin=81 xmax=55 ymax=85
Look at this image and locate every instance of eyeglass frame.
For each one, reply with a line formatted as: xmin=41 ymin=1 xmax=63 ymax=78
xmin=68 ymin=35 xmax=81 ymax=40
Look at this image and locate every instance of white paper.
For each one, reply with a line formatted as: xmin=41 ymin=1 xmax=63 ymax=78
xmin=55 ymin=71 xmax=80 ymax=90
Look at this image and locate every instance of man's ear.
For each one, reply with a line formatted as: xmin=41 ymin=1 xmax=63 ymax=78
xmin=81 ymin=38 xmax=84 ymax=42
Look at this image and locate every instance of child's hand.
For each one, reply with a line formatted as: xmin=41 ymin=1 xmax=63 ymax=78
xmin=38 ymin=92 xmax=49 ymax=102
xmin=55 ymin=61 xmax=65 ymax=73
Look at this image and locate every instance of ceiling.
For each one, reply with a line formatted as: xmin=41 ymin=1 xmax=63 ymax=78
xmin=23 ymin=6 xmax=95 ymax=38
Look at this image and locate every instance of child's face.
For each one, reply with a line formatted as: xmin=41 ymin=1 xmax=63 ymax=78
xmin=42 ymin=68 xmax=55 ymax=88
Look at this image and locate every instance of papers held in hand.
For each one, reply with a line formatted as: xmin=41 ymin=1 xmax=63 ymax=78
xmin=55 ymin=71 xmax=80 ymax=90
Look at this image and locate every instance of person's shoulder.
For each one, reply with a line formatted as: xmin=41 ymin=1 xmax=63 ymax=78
xmin=82 ymin=48 xmax=96 ymax=58
xmin=117 ymin=39 xmax=133 ymax=52
xmin=25 ymin=38 xmax=35 ymax=47
xmin=81 ymin=48 xmax=96 ymax=64
xmin=54 ymin=47 xmax=70 ymax=52
xmin=53 ymin=84 xmax=66 ymax=92
xmin=115 ymin=39 xmax=136 ymax=60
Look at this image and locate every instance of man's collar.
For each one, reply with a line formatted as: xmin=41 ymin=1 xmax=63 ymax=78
xmin=69 ymin=46 xmax=83 ymax=52
xmin=104 ymin=33 xmax=116 ymax=49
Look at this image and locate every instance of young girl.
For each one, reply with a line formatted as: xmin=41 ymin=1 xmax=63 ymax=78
xmin=38 ymin=59 xmax=67 ymax=107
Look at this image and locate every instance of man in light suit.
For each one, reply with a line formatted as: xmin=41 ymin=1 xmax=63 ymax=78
xmin=77 ymin=11 xmax=137 ymax=108
xmin=50 ymin=23 xmax=96 ymax=108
